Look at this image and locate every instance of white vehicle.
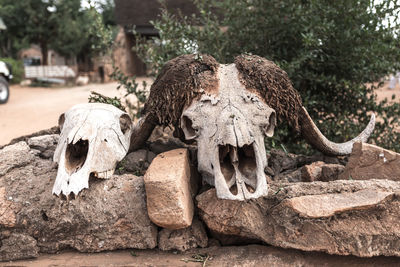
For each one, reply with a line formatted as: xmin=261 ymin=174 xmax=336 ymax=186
xmin=0 ymin=61 xmax=12 ymax=104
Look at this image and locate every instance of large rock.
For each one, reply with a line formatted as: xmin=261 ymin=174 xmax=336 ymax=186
xmin=0 ymin=141 xmax=157 ymax=261
xmin=196 ymin=180 xmax=400 ymax=257
xmin=158 ymin=218 xmax=208 ymax=251
xmin=144 ymin=148 xmax=194 ymax=229
xmin=339 ymin=142 xmax=400 ymax=181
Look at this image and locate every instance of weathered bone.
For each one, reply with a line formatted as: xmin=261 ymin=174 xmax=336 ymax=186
xmin=181 ymin=64 xmax=273 ymax=200
xmin=300 ymin=107 xmax=375 ymax=156
xmin=132 ymin=54 xmax=375 ymax=201
xmin=53 ymin=103 xmax=133 ymax=196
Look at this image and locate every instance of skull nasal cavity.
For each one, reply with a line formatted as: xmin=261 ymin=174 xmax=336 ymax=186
xmin=65 ymin=139 xmax=89 ymax=175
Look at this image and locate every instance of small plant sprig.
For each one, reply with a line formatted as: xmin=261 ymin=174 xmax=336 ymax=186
xmin=88 ymin=91 xmax=125 ymax=111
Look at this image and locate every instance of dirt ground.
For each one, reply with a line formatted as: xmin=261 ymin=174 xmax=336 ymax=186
xmin=0 ymin=79 xmax=151 ymax=146
xmin=3 ymin=245 xmax=400 ymax=267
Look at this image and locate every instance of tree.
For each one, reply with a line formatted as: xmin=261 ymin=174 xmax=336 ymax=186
xmin=135 ymin=0 xmax=400 ymax=153
xmin=0 ymin=0 xmax=112 ymax=65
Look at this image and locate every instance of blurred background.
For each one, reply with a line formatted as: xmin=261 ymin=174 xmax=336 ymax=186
xmin=0 ymin=0 xmax=400 ymax=154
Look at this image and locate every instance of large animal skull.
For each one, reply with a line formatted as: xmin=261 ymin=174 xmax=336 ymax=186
xmin=131 ymin=54 xmax=375 ymax=201
xmin=53 ymin=103 xmax=133 ymax=196
xmin=181 ymin=64 xmax=275 ymax=200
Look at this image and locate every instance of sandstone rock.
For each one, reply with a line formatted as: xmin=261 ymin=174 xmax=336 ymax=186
xmin=301 ymin=161 xmax=325 ymax=182
xmin=144 ymin=148 xmax=194 ymax=229
xmin=197 ymin=180 xmax=400 ymax=257
xmin=28 ymin=134 xmax=59 ymax=159
xmin=301 ymin=162 xmax=344 ymax=182
xmin=158 ymin=218 xmax=208 ymax=251
xmin=0 ymin=141 xmax=35 ymax=176
xmin=339 ymin=142 xmax=400 ymax=181
xmin=0 ymin=140 xmax=157 ymax=261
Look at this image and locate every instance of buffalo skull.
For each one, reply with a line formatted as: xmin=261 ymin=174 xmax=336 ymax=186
xmin=131 ymin=54 xmax=375 ymax=201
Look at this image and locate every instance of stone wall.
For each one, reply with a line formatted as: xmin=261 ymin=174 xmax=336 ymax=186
xmin=1 ymin=128 xmax=400 ymax=262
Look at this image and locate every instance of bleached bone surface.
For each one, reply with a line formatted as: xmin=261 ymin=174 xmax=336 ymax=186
xmin=53 ymin=103 xmax=133 ymax=196
xmin=181 ymin=64 xmax=276 ymax=200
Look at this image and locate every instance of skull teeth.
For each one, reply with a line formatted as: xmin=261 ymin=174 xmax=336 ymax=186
xmin=95 ymin=170 xmax=113 ymax=179
xmin=215 ymin=142 xmax=268 ymax=200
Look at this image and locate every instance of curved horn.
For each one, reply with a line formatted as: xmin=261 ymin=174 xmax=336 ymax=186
xmin=129 ymin=114 xmax=156 ymax=152
xmin=300 ymin=107 xmax=375 ymax=156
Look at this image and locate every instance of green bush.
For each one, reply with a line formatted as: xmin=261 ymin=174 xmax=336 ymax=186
xmin=0 ymin=57 xmax=23 ymax=84
xmin=134 ymin=0 xmax=400 ymax=153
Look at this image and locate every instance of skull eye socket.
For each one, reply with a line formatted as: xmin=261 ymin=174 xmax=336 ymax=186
xmin=264 ymin=111 xmax=276 ymax=137
xmin=181 ymin=115 xmax=197 ymax=140
xmin=119 ymin=114 xmax=132 ymax=135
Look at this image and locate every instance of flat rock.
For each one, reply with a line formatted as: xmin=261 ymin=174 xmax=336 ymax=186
xmin=0 ymin=141 xmax=157 ymax=261
xmin=339 ymin=142 xmax=400 ymax=181
xmin=144 ymin=148 xmax=194 ymax=229
xmin=0 ymin=141 xmax=35 ymax=176
xmin=196 ymin=180 xmax=400 ymax=257
xmin=158 ymin=218 xmax=208 ymax=251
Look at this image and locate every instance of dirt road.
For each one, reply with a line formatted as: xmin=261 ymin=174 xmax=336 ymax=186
xmin=0 ymin=80 xmax=150 ymax=146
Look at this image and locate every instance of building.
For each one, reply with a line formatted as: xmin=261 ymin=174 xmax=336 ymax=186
xmin=114 ymin=0 xmax=198 ymax=76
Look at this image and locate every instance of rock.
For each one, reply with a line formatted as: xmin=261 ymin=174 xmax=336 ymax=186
xmin=158 ymin=218 xmax=208 ymax=251
xmin=339 ymin=142 xmax=400 ymax=181
xmin=123 ymin=149 xmax=149 ymax=174
xmin=301 ymin=162 xmax=344 ymax=182
xmin=0 ymin=233 xmax=39 ymax=261
xmin=196 ymin=179 xmax=400 ymax=257
xmin=268 ymin=149 xmax=342 ymax=179
xmin=300 ymin=161 xmax=325 ymax=182
xmin=146 ymin=151 xmax=157 ymax=164
xmin=149 ymin=138 xmax=187 ymax=154
xmin=144 ymin=148 xmax=194 ymax=229
xmin=0 ymin=142 xmax=35 ymax=176
xmin=0 ymin=139 xmax=157 ymax=261
xmin=0 ymin=187 xmax=17 ymax=227
xmin=321 ymin=164 xmax=345 ymax=181
xmin=274 ymin=169 xmax=302 ymax=183
xmin=27 ymin=134 xmax=59 ymax=159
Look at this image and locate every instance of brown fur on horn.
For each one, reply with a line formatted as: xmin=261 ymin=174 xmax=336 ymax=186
xmin=143 ymin=54 xmax=220 ymax=127
xmin=130 ymin=54 xmax=219 ymax=151
xmin=235 ymin=54 xmax=303 ymax=132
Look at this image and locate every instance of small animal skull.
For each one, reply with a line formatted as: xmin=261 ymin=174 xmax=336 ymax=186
xmin=53 ymin=103 xmax=133 ymax=196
